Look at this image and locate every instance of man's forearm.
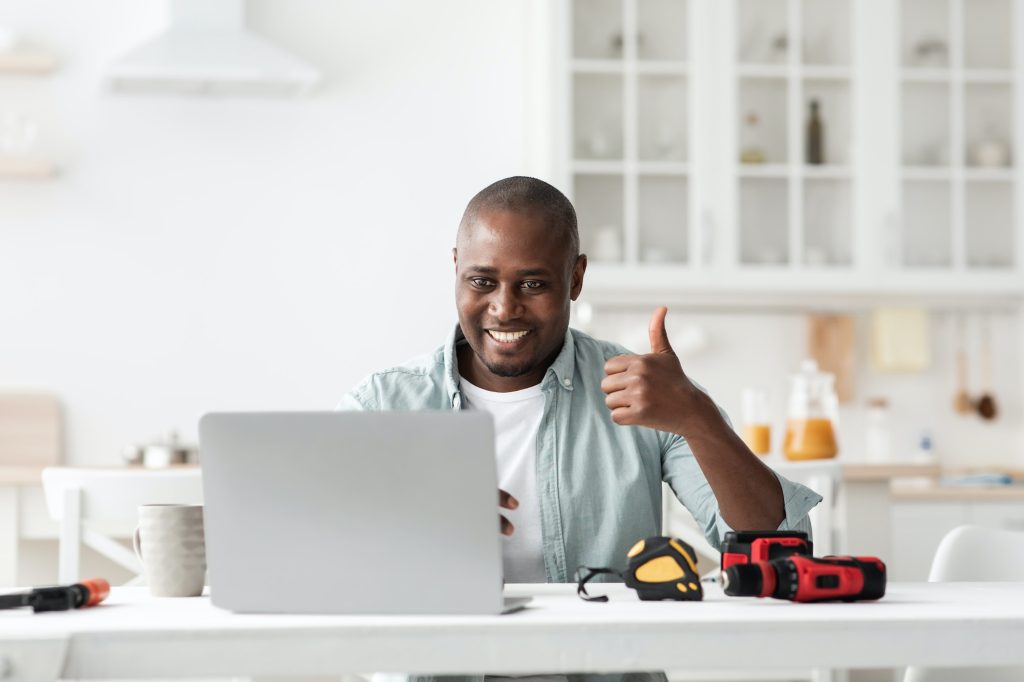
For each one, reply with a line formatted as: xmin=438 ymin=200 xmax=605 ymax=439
xmin=675 ymin=391 xmax=786 ymax=531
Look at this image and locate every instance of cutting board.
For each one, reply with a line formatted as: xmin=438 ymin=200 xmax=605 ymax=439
xmin=808 ymin=315 xmax=856 ymax=403
xmin=0 ymin=392 xmax=62 ymax=466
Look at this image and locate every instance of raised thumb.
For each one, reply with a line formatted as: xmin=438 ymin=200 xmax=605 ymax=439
xmin=648 ymin=306 xmax=674 ymax=354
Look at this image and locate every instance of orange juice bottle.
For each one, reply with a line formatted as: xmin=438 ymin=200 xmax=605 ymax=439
xmin=783 ymin=360 xmax=839 ymax=461
xmin=783 ymin=418 xmax=837 ymax=460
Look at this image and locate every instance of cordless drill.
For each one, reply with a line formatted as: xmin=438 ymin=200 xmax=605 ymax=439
xmin=722 ymin=555 xmax=886 ymax=603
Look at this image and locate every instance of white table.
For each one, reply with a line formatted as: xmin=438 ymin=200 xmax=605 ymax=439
xmin=2 ymin=583 xmax=1024 ymax=681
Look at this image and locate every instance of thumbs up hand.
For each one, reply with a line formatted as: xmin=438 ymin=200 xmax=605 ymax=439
xmin=601 ymin=307 xmax=705 ymax=435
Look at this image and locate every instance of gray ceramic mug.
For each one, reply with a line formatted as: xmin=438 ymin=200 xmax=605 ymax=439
xmin=133 ymin=504 xmax=206 ymax=597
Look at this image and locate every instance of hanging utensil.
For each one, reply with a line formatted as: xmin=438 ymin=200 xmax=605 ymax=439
xmin=976 ymin=315 xmax=998 ymax=420
xmin=953 ymin=314 xmax=973 ymax=415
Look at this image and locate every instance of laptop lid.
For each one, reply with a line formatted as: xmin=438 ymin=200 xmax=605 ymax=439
xmin=199 ymin=411 xmax=503 ymax=614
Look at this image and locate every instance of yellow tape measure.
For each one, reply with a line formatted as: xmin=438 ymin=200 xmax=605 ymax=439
xmin=577 ymin=536 xmax=704 ymax=602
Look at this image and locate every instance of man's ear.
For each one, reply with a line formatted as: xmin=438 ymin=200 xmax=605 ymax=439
xmin=452 ymin=247 xmax=458 ymax=270
xmin=569 ymin=254 xmax=587 ymax=301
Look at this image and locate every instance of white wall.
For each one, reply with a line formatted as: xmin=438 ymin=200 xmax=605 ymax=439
xmin=1 ymin=0 xmax=542 ymax=464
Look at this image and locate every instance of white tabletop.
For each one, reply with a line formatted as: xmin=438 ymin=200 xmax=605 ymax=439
xmin=2 ymin=583 xmax=1024 ymax=679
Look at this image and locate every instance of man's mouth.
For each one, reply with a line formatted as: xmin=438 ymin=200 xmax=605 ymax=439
xmin=487 ymin=329 xmax=531 ymax=344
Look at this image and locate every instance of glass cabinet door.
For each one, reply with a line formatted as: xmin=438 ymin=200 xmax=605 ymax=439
xmin=898 ymin=0 xmax=1017 ymax=271
xmin=733 ymin=0 xmax=855 ymax=268
xmin=568 ymin=0 xmax=692 ymax=266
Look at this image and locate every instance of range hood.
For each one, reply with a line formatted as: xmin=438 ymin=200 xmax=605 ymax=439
xmin=107 ymin=0 xmax=320 ymax=97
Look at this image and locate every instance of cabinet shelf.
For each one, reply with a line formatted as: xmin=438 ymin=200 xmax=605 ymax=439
xmin=636 ymin=161 xmax=689 ymax=175
xmin=572 ymin=160 xmax=625 ymax=174
xmin=737 ymin=64 xmax=852 ymax=80
xmin=738 ymin=164 xmax=788 ymax=178
xmin=963 ymin=168 xmax=1015 ymax=182
xmin=737 ymin=164 xmax=851 ymax=180
xmin=0 ymin=50 xmax=57 ymax=75
xmin=737 ymin=64 xmax=787 ymax=79
xmin=963 ymin=69 xmax=1014 ymax=84
xmin=902 ymin=68 xmax=1014 ymax=84
xmin=636 ymin=61 xmax=689 ymax=75
xmin=804 ymin=165 xmax=852 ymax=180
xmin=572 ymin=59 xmax=624 ymax=74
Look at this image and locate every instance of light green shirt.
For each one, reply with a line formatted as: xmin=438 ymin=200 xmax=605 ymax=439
xmin=339 ymin=325 xmax=822 ymax=579
xmin=339 ymin=325 xmax=822 ymax=682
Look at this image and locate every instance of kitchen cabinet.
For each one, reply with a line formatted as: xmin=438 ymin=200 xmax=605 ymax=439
xmin=555 ymin=0 xmax=1024 ymax=305
xmin=891 ymin=494 xmax=1024 ymax=580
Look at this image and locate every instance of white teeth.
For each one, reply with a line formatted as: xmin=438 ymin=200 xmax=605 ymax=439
xmin=488 ymin=330 xmax=530 ymax=343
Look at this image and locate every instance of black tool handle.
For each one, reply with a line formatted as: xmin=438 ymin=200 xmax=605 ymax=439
xmin=0 ymin=592 xmax=32 ymax=610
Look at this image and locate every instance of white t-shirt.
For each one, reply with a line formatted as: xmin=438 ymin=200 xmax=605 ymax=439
xmin=459 ymin=377 xmax=547 ymax=584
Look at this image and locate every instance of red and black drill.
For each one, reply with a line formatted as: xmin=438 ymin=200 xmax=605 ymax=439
xmin=722 ymin=554 xmax=887 ymax=603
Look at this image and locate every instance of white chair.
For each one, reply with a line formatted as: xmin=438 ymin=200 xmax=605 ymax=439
xmin=41 ymin=467 xmax=203 ymax=584
xmin=904 ymin=524 xmax=1024 ymax=682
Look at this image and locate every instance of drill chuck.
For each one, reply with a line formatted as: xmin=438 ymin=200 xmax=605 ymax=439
xmin=721 ymin=563 xmax=766 ymax=597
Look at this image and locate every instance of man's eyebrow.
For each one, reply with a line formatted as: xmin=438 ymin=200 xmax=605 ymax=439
xmin=463 ymin=266 xmax=553 ymax=277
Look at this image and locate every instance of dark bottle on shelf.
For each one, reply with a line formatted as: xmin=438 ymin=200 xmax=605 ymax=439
xmin=806 ymin=99 xmax=825 ymax=165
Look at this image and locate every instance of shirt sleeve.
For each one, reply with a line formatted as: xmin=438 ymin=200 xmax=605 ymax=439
xmin=335 ymin=379 xmax=377 ymax=411
xmin=660 ymin=404 xmax=823 ymax=550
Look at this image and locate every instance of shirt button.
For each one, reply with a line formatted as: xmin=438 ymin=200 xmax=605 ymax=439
xmin=563 ymin=378 xmax=572 ymax=387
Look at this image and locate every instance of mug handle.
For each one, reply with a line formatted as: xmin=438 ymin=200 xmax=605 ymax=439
xmin=133 ymin=526 xmax=143 ymax=561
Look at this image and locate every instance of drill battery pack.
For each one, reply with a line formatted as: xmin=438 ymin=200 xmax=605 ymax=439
xmin=721 ymin=530 xmax=812 ymax=570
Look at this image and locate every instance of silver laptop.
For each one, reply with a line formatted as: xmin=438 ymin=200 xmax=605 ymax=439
xmin=199 ymin=411 xmax=529 ymax=614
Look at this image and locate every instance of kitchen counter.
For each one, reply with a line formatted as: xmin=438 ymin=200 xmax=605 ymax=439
xmin=892 ymin=484 xmax=1024 ymax=501
xmin=0 ymin=465 xmax=46 ymax=485
xmin=842 ymin=462 xmax=941 ymax=480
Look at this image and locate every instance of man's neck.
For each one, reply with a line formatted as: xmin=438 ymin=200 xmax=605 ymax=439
xmin=456 ymin=343 xmax=551 ymax=393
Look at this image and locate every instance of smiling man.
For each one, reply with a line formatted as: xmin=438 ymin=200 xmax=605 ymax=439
xmin=340 ymin=176 xmax=822 ymax=599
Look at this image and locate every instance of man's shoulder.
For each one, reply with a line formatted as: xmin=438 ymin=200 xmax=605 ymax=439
xmin=341 ymin=345 xmax=449 ymax=411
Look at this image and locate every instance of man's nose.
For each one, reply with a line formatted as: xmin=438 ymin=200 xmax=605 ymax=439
xmin=489 ymin=286 xmax=523 ymax=320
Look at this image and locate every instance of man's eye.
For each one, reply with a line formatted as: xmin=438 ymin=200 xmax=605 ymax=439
xmin=522 ymin=280 xmax=545 ymax=290
xmin=470 ymin=278 xmax=494 ymax=288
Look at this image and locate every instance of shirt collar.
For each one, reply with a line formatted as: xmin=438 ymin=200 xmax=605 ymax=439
xmin=443 ymin=324 xmax=577 ymax=406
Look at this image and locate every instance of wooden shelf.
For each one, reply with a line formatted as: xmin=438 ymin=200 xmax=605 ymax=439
xmin=0 ymin=50 xmax=57 ymax=75
xmin=0 ymin=157 xmax=57 ymax=180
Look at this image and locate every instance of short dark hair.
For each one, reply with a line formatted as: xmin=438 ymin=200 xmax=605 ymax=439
xmin=458 ymin=176 xmax=580 ymax=269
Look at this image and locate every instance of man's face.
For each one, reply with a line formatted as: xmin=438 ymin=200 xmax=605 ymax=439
xmin=454 ymin=209 xmax=586 ymax=390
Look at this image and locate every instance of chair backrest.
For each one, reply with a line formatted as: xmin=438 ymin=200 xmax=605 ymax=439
xmin=0 ymin=392 xmax=61 ymax=466
xmin=928 ymin=524 xmax=1024 ymax=582
xmin=42 ymin=467 xmax=203 ymax=530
